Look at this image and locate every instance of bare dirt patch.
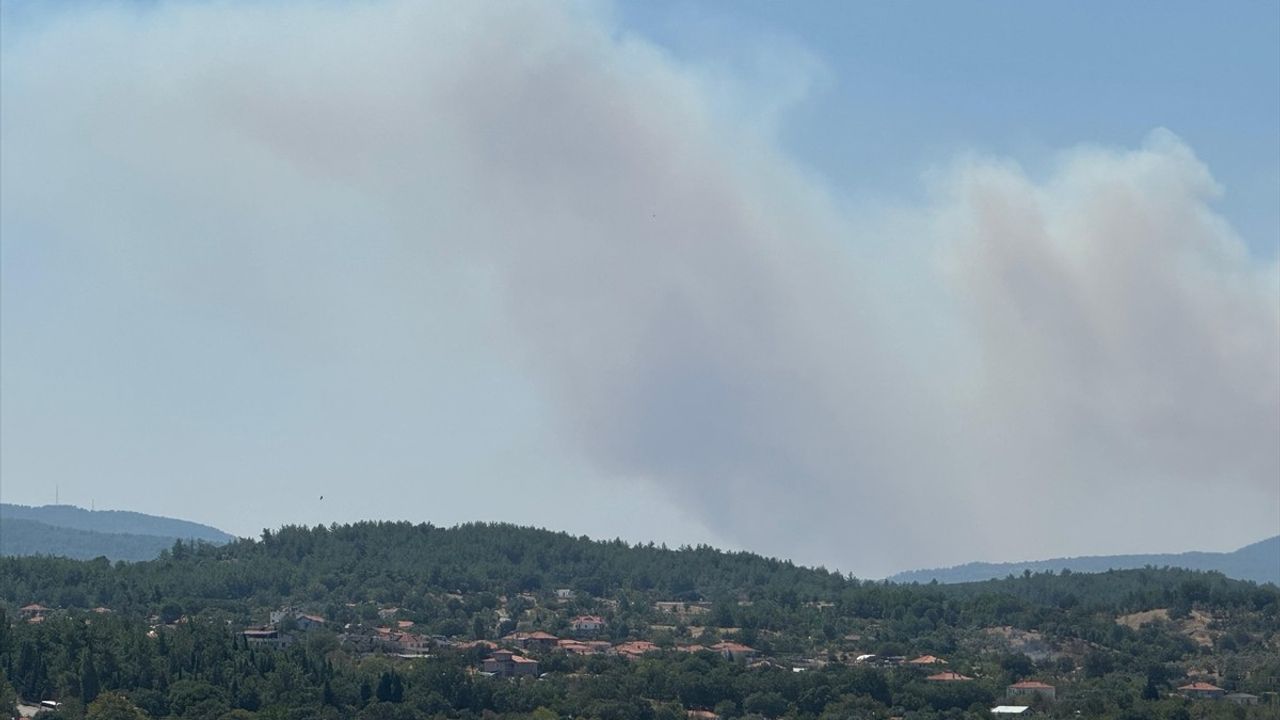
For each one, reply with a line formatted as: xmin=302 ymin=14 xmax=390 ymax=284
xmin=1116 ymin=608 xmax=1170 ymax=630
xmin=1115 ymin=608 xmax=1217 ymax=647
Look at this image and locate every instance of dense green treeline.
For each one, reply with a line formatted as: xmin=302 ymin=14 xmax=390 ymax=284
xmin=6 ymin=608 xmax=1274 ymax=720
xmin=4 ymin=521 xmax=1271 ymax=618
xmin=1 ymin=521 xmax=1277 ymax=720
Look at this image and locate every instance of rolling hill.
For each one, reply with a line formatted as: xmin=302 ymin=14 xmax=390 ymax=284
xmin=888 ymin=534 xmax=1280 ymax=586
xmin=0 ymin=503 xmax=235 ymax=561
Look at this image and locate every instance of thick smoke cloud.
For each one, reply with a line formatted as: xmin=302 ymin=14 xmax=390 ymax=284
xmin=2 ymin=1 xmax=1276 ymax=575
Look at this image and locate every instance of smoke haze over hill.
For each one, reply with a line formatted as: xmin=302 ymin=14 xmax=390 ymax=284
xmin=2 ymin=1 xmax=1277 ymax=577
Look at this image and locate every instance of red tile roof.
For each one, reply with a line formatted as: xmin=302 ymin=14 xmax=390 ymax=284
xmin=557 ymin=640 xmax=601 ymax=655
xmin=909 ymin=655 xmax=946 ymax=665
xmin=1178 ymin=682 xmax=1224 ymax=691
xmin=614 ymin=641 xmax=660 ymax=656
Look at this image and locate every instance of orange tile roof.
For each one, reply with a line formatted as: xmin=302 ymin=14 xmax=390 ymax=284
xmin=557 ymin=640 xmax=597 ymax=655
xmin=1178 ymin=682 xmax=1223 ymax=691
xmin=909 ymin=655 xmax=946 ymax=664
xmin=614 ymin=641 xmax=660 ymax=656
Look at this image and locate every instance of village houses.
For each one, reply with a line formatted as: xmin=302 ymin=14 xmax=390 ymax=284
xmin=482 ymin=650 xmax=539 ymax=678
xmin=1007 ymin=680 xmax=1056 ymax=702
xmin=570 ymin=614 xmax=606 ymax=634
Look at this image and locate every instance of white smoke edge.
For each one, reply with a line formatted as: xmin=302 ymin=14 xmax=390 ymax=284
xmin=0 ymin=1 xmax=1276 ymax=577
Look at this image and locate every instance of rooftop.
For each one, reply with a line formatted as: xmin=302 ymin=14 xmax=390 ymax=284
xmin=1179 ymin=682 xmax=1224 ymax=691
xmin=926 ymin=671 xmax=974 ymax=682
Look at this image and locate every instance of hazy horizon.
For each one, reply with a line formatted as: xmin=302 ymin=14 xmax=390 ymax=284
xmin=2 ymin=0 xmax=1278 ymax=579
xmin=4 ymin=499 xmax=1278 ymax=581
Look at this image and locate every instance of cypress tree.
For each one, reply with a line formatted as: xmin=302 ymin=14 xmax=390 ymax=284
xmin=80 ymin=649 xmax=100 ymax=705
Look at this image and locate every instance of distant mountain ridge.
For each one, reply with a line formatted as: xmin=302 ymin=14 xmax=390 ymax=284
xmin=0 ymin=503 xmax=236 ymax=561
xmin=0 ymin=518 xmax=196 ymax=562
xmin=1 ymin=503 xmax=235 ymax=543
xmin=889 ymin=535 xmax=1280 ymax=586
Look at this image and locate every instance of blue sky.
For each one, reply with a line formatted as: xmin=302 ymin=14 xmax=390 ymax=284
xmin=1 ymin=1 xmax=1277 ymax=577
xmin=619 ymin=0 xmax=1280 ymax=256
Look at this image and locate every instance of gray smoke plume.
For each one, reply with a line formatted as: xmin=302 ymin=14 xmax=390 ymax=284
xmin=2 ymin=1 xmax=1275 ymax=575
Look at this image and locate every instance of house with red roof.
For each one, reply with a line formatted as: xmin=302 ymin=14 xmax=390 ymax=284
xmin=1178 ymin=682 xmax=1225 ymax=700
xmin=503 ymin=630 xmax=559 ymax=652
xmin=613 ymin=640 xmax=660 ymax=659
xmin=709 ymin=641 xmax=756 ymax=661
xmin=19 ymin=603 xmax=50 ymax=620
xmin=1007 ymin=680 xmax=1056 ymax=701
xmin=482 ymin=650 xmax=539 ymax=678
xmin=295 ymin=614 xmax=326 ymax=631
xmin=908 ymin=655 xmax=947 ymax=666
xmin=570 ymin=615 xmax=606 ymax=633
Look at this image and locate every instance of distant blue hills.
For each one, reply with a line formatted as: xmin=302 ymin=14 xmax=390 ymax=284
xmin=1 ymin=501 xmax=1275 ymax=584
xmin=889 ymin=535 xmax=1280 ymax=586
xmin=0 ymin=503 xmax=236 ymax=562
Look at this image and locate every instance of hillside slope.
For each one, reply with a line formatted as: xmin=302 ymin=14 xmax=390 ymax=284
xmin=0 ymin=518 xmax=191 ymax=561
xmin=3 ymin=521 xmax=1276 ymax=720
xmin=0 ymin=503 xmax=234 ymax=543
xmin=0 ymin=503 xmax=235 ymax=562
xmin=889 ymin=535 xmax=1280 ymax=585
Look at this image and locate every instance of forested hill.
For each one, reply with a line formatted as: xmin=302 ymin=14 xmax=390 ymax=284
xmin=888 ymin=535 xmax=1280 ymax=586
xmin=0 ymin=519 xmax=188 ymax=562
xmin=2 ymin=521 xmax=1273 ymax=617
xmin=0 ymin=504 xmax=235 ymax=543
xmin=1 ymin=521 xmax=851 ymax=609
xmin=3 ymin=521 xmax=1278 ymax=720
xmin=0 ymin=504 xmax=235 ymax=562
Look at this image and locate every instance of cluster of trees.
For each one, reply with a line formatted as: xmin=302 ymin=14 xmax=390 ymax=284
xmin=0 ymin=521 xmax=1276 ymax=719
